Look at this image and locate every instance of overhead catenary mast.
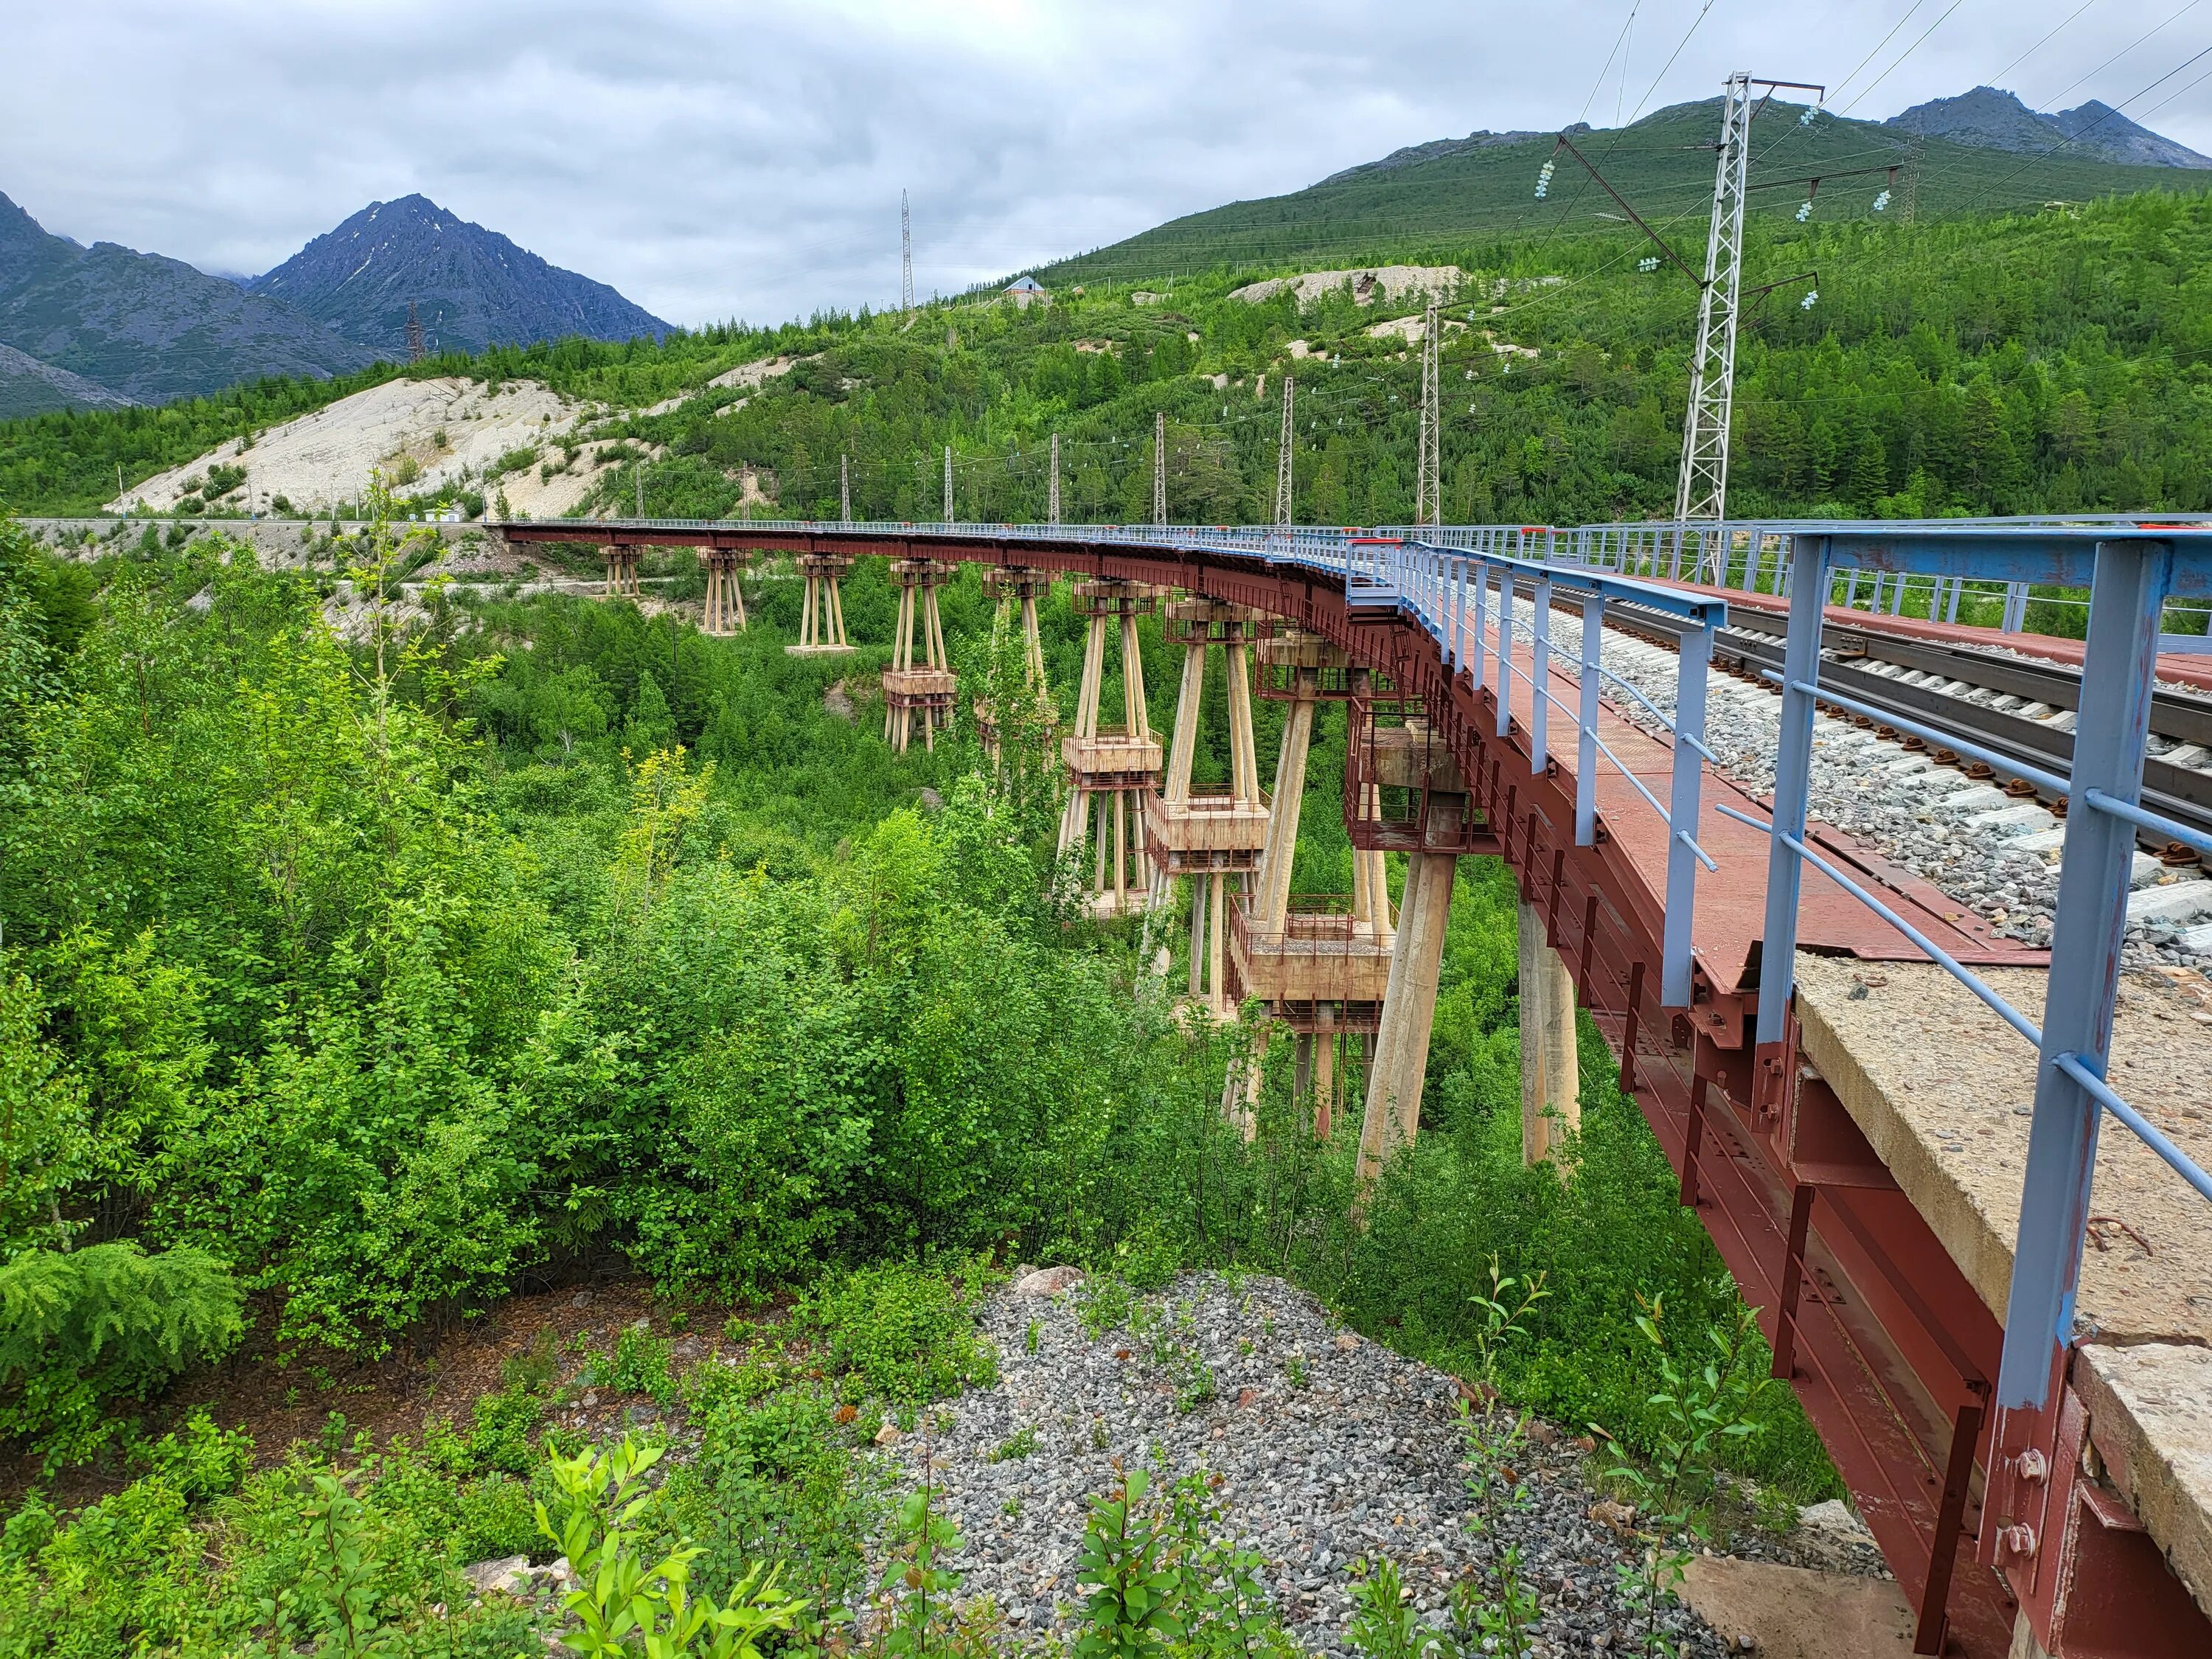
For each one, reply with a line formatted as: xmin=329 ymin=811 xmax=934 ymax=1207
xmin=901 ymin=190 xmax=914 ymax=321
xmin=1048 ymin=432 xmax=1061 ymax=525
xmin=1415 ymin=297 xmax=1441 ymax=526
xmin=1275 ymin=375 xmax=1295 ymax=527
xmin=943 ymin=444 xmax=953 ymax=524
xmin=841 ymin=452 xmax=852 ymax=522
xmin=1674 ymin=72 xmax=1753 ymax=526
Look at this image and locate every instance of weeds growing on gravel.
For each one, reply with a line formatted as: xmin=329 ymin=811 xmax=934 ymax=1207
xmin=1073 ymin=1465 xmax=1288 ymax=1659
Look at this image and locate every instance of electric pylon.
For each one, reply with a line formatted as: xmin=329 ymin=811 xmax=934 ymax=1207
xmin=1675 ymin=72 xmax=1753 ymax=525
xmin=1048 ymin=432 xmax=1062 ymax=524
xmin=1415 ymin=299 xmax=1441 ymax=526
xmin=942 ymin=445 xmax=953 ymax=523
xmin=1153 ymin=410 xmax=1166 ymax=526
xmin=901 ymin=190 xmax=914 ymax=321
xmin=406 ymin=301 xmax=426 ymax=365
xmin=1275 ymin=375 xmax=1295 ymax=527
xmin=841 ymin=452 xmax=852 ymax=522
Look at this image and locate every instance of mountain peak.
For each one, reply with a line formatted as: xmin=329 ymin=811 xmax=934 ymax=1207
xmin=1887 ymin=86 xmax=2211 ymax=169
xmin=247 ymin=197 xmax=670 ymax=355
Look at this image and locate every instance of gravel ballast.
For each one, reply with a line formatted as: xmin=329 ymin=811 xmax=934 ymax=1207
xmin=870 ymin=1271 xmax=1805 ymax=1658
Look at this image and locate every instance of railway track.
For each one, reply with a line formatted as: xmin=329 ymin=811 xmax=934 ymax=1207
xmin=1606 ymin=599 xmax=2212 ymax=857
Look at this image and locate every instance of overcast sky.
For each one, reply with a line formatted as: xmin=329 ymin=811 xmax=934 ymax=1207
xmin=7 ymin=1 xmax=2211 ymax=328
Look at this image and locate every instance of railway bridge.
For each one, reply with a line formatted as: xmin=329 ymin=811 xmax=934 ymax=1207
xmin=495 ymin=513 xmax=2212 ymax=1659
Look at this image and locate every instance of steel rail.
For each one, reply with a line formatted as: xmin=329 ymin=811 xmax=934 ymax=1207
xmin=1624 ymin=608 xmax=2212 ymax=848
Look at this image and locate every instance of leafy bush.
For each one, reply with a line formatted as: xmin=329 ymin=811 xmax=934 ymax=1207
xmin=590 ymin=1324 xmax=678 ymax=1405
xmin=467 ymin=1379 xmax=547 ymax=1473
xmin=136 ymin=1406 xmax=252 ymax=1502
xmin=791 ymin=1262 xmax=995 ymax=1405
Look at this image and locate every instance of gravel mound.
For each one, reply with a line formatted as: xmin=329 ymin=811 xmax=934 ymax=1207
xmin=872 ymin=1271 xmax=1745 ymax=1657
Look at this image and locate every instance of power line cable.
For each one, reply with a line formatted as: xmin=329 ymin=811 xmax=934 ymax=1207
xmin=1828 ymin=1 xmax=1931 ymax=108
xmin=1626 ymin=0 xmax=1722 ymax=123
xmin=1987 ymin=0 xmax=2104 ymax=88
xmin=2040 ymin=0 xmax=2202 ymax=111
xmin=1579 ymin=1 xmax=1644 ymax=125
xmin=1840 ymin=0 xmax=1969 ymax=114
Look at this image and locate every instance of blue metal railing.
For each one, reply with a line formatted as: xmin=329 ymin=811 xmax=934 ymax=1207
xmin=1728 ymin=524 xmax=2212 ymax=1439
xmin=518 ymin=509 xmax=2212 ymax=1422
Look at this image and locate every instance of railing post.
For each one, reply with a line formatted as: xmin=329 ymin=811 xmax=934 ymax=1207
xmin=1994 ymin=538 xmax=2174 ymax=1415
xmin=1531 ymin=576 xmax=1551 ymax=773
xmin=1451 ymin=557 xmax=1466 ymax=671
xmin=1660 ymin=619 xmax=1712 ymax=1007
xmin=1577 ymin=594 xmax=1603 ymax=846
xmin=2003 ymin=580 xmax=2029 ymax=633
xmin=1756 ymin=535 xmax=1834 ymax=1047
xmin=1471 ymin=560 xmax=1489 ymax=693
xmin=1496 ymin=567 xmax=1515 ymax=739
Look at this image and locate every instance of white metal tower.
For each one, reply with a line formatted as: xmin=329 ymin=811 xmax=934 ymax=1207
xmin=901 ymin=190 xmax=914 ymax=321
xmin=1153 ymin=410 xmax=1166 ymax=526
xmin=1675 ymin=72 xmax=1753 ymax=526
xmin=1275 ymin=375 xmax=1295 ymax=527
xmin=943 ymin=444 xmax=953 ymax=523
xmin=841 ymin=452 xmax=852 ymax=523
xmin=1415 ymin=298 xmax=1441 ymax=526
xmin=1048 ymin=432 xmax=1061 ymax=525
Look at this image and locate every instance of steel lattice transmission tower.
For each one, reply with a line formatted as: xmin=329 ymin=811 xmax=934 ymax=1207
xmin=1414 ymin=298 xmax=1441 ymax=526
xmin=1274 ymin=375 xmax=1295 ymax=527
xmin=942 ymin=445 xmax=953 ymax=524
xmin=405 ymin=301 xmax=426 ymax=365
xmin=901 ymin=190 xmax=914 ymax=321
xmin=841 ymin=452 xmax=852 ymax=523
xmin=1675 ymin=72 xmax=1753 ymax=525
xmin=1153 ymin=410 xmax=1166 ymax=526
xmin=1048 ymin=432 xmax=1061 ymax=524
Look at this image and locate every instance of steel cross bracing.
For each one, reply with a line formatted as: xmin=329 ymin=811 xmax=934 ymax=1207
xmin=1675 ymin=72 xmax=1753 ymax=532
xmin=496 ymin=509 xmax=2212 ymax=1657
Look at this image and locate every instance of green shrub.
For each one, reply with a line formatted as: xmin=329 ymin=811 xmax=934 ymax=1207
xmin=468 ymin=1379 xmax=548 ymax=1472
xmin=591 ymin=1324 xmax=678 ymax=1405
xmin=136 ymin=1407 xmax=252 ymax=1503
xmin=791 ymin=1263 xmax=995 ymax=1405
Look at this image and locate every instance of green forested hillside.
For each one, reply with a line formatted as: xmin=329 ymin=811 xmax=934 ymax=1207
xmin=577 ymin=188 xmax=2212 ymax=528
xmin=1034 ymin=97 xmax=2212 ymax=284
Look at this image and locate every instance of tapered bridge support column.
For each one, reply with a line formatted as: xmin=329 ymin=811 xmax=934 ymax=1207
xmin=1517 ymin=897 xmax=1580 ymax=1169
xmin=789 ymin=554 xmax=855 ymax=655
xmin=883 ymin=559 xmax=956 ymax=754
xmin=1355 ymin=851 xmax=1456 ymax=1191
xmin=1059 ymin=580 xmax=1159 ymax=919
xmin=699 ymin=549 xmax=750 ymax=636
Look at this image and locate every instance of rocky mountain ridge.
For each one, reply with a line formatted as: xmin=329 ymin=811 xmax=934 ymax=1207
xmin=245 ymin=194 xmax=670 ymax=358
xmin=1885 ymin=86 xmax=2212 ymax=170
xmin=0 ymin=191 xmax=378 ymax=408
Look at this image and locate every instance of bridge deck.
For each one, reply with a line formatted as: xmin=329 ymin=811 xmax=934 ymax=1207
xmin=1794 ymin=953 xmax=2212 ymax=1618
xmin=1467 ymin=611 xmax=2038 ymax=996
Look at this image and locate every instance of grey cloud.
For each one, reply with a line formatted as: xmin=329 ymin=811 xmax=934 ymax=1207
xmin=7 ymin=1 xmax=2209 ymax=328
